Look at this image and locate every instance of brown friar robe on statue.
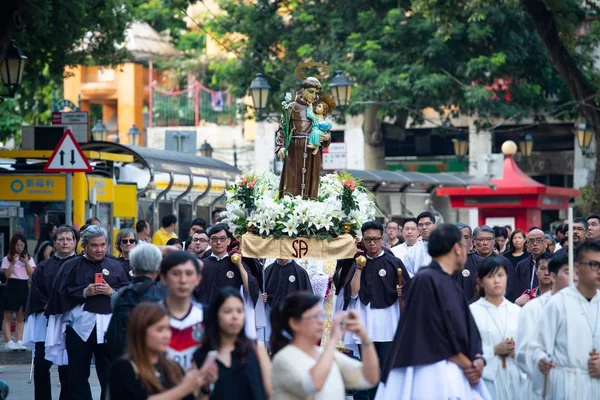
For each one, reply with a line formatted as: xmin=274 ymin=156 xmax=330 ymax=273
xmin=275 ymin=94 xmax=331 ymax=200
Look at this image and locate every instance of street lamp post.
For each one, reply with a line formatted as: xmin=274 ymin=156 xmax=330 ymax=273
xmin=328 ymin=70 xmax=353 ymax=112
xmin=199 ymin=140 xmax=214 ymax=158
xmin=249 ymin=73 xmax=271 ymax=121
xmin=452 ymin=136 xmax=469 ymax=161
xmin=518 ymin=133 xmax=533 ymax=157
xmin=0 ymin=40 xmax=27 ymax=101
xmin=577 ymin=122 xmax=594 ymax=155
xmin=128 ymin=124 xmax=141 ymax=146
xmin=91 ymin=120 xmax=108 ymax=141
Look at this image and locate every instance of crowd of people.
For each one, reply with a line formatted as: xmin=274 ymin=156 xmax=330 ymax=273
xmin=0 ymin=210 xmax=597 ymax=400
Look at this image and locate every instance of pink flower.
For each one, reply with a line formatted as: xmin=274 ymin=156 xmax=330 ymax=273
xmin=248 ymin=180 xmax=256 ymax=189
xmin=343 ymin=181 xmax=355 ymax=191
xmin=239 ymin=177 xmax=248 ymax=186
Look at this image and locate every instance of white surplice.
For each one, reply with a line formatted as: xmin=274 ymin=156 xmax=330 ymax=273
xmin=469 ymin=297 xmax=523 ymax=400
xmin=515 ymin=291 xmax=552 ymax=400
xmin=532 ymin=285 xmax=600 ymax=399
xmin=391 ymin=241 xmax=431 ymax=278
xmin=375 ymin=361 xmax=491 ymax=400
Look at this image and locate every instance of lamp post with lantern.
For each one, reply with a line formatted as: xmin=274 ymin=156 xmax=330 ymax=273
xmin=199 ymin=140 xmax=214 ymax=158
xmin=328 ymin=70 xmax=353 ymax=114
xmin=128 ymin=124 xmax=141 ymax=146
xmin=0 ymin=40 xmax=27 ymax=101
xmin=577 ymin=122 xmax=594 ymax=157
xmin=452 ymin=134 xmax=469 ymax=161
xmin=518 ymin=133 xmax=533 ymax=158
xmin=91 ymin=120 xmax=108 ymax=142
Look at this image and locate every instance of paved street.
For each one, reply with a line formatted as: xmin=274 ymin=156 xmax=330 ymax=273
xmin=0 ymin=364 xmax=101 ymax=400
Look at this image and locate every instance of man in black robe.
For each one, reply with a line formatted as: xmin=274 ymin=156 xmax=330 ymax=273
xmin=24 ymin=225 xmax=77 ymax=400
xmin=350 ymin=221 xmax=411 ymax=400
xmin=194 ymin=224 xmax=259 ymax=329
xmin=376 ymin=224 xmax=489 ymax=400
xmin=453 ymin=224 xmax=482 ymax=303
xmin=264 ymin=259 xmax=312 ymax=310
xmin=47 ymin=225 xmax=131 ymax=400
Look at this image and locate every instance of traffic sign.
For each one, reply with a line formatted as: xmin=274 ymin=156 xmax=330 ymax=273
xmin=322 ymin=142 xmax=347 ymax=170
xmin=43 ymin=129 xmax=93 ymax=173
xmin=51 ymin=111 xmax=89 ymax=143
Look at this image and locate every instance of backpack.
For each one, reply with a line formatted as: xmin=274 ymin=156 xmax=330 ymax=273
xmin=105 ymin=280 xmax=162 ymax=359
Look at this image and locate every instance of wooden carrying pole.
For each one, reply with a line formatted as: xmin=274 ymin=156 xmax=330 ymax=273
xmin=568 ymin=207 xmax=574 ymax=285
xmin=397 ymin=268 xmax=403 ymax=310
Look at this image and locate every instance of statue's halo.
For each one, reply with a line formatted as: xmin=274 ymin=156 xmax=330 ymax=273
xmin=295 ymin=62 xmax=331 ymax=81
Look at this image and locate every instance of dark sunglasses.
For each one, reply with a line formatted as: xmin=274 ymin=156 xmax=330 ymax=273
xmin=121 ymin=239 xmax=136 ymax=245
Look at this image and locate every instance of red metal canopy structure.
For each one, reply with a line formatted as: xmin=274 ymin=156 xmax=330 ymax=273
xmin=437 ymin=142 xmax=580 ymax=230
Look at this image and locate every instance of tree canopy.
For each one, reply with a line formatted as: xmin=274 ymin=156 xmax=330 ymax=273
xmin=191 ymin=0 xmax=569 ymax=128
xmin=412 ymin=0 xmax=600 ymax=209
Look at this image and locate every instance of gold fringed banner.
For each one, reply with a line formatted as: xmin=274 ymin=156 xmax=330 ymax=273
xmin=240 ymin=233 xmax=356 ymax=260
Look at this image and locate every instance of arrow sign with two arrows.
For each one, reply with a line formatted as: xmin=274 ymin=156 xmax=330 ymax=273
xmin=43 ymin=129 xmax=92 ymax=173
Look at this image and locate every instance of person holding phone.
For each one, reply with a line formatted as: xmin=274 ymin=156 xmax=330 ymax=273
xmin=270 ymin=292 xmax=379 ymax=399
xmin=193 ymin=287 xmax=271 ymax=400
xmin=2 ymin=233 xmax=36 ymax=350
xmin=109 ymin=302 xmax=218 ymax=400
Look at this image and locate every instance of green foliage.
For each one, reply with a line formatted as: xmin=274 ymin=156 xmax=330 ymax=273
xmin=576 ymin=184 xmax=599 ymax=215
xmin=0 ymin=99 xmax=23 ymax=144
xmin=185 ymin=0 xmax=569 ymax=130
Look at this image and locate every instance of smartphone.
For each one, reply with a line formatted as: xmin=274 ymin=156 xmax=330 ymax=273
xmin=340 ymin=313 xmax=348 ymax=330
xmin=95 ymin=273 xmax=104 ymax=284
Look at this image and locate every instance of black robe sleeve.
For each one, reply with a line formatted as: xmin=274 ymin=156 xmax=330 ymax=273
xmin=194 ymin=257 xmax=259 ymax=306
xmin=264 ymin=261 xmax=312 ymax=311
xmin=359 ymin=253 xmax=410 ymax=309
xmin=25 ymin=259 xmax=51 ymax=318
xmin=45 ymin=256 xmax=82 ymax=316
xmin=63 ymin=256 xmax=132 ymax=315
xmin=452 ymin=253 xmax=481 ymax=303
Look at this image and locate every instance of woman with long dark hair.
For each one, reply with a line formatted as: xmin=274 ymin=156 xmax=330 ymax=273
xmin=469 ymin=258 xmax=522 ymax=399
xmin=193 ymin=287 xmax=271 ymax=400
xmin=1 ymin=233 xmax=35 ymax=350
xmin=503 ymin=229 xmax=529 ymax=269
xmin=33 ymin=223 xmax=56 ymax=264
xmin=109 ymin=302 xmax=218 ymax=399
xmin=270 ymin=291 xmax=379 ymax=399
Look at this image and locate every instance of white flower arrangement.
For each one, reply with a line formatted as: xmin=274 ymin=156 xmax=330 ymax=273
xmin=223 ymin=171 xmax=378 ymax=239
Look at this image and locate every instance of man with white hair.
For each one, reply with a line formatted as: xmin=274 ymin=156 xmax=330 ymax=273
xmin=106 ymin=243 xmax=167 ymax=359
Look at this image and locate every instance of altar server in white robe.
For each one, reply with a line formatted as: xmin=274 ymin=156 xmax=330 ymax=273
xmin=532 ymin=240 xmax=600 ymax=399
xmin=470 ymin=257 xmax=523 ymax=400
xmin=516 ymin=252 xmax=573 ymax=399
xmin=391 ymin=218 xmax=431 ymax=277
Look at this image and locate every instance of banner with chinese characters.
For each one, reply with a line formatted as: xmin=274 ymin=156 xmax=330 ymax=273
xmin=0 ymin=175 xmax=65 ymax=201
xmin=240 ymin=233 xmax=356 ymax=260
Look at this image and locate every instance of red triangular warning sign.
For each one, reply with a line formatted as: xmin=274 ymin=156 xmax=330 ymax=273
xmin=43 ymin=129 xmax=93 ymax=173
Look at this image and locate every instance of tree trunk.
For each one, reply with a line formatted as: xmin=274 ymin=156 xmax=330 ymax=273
xmin=363 ymin=105 xmax=386 ymax=170
xmin=362 ymin=105 xmax=394 ymax=217
xmin=521 ymin=0 xmax=600 ymax=212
